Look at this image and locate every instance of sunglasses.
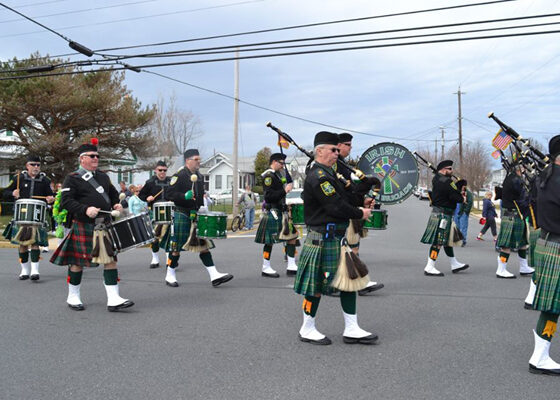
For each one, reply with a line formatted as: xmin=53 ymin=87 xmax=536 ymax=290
xmin=328 ymin=147 xmax=340 ymax=153
xmin=157 ymin=169 xmax=167 ymax=172
xmin=84 ymin=154 xmax=99 ymax=159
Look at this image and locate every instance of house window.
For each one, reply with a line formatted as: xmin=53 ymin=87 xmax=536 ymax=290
xmin=227 ymin=175 xmax=232 ymax=189
xmin=215 ymin=175 xmax=222 ymax=190
xmin=203 ymin=175 xmax=209 ymax=191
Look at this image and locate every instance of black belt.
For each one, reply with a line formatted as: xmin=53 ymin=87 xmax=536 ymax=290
xmin=175 ymin=206 xmax=194 ymax=215
xmin=308 ymin=226 xmax=347 ymax=236
xmin=431 ymin=206 xmax=454 ymax=216
xmin=540 ymin=229 xmax=560 ymax=243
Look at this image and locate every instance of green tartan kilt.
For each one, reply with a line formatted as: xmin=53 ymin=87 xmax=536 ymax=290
xmin=420 ymin=212 xmax=453 ymax=246
xmin=3 ymin=221 xmax=49 ymax=246
xmin=497 ymin=214 xmax=528 ymax=249
xmin=50 ymin=221 xmax=98 ymax=267
xmin=294 ymin=230 xmax=342 ymax=296
xmin=165 ymin=211 xmax=215 ymax=252
xmin=528 ymin=227 xmax=541 ymax=268
xmin=532 ymin=238 xmax=560 ymax=314
xmin=154 ymin=223 xmax=171 ymax=250
xmin=254 ymin=209 xmax=283 ymax=244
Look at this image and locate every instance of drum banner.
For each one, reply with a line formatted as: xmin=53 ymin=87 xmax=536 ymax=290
xmin=357 ymin=142 xmax=419 ymax=205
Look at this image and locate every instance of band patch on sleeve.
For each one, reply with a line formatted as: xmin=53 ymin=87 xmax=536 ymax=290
xmin=450 ymin=182 xmax=457 ymax=190
xmin=320 ymin=181 xmax=335 ymax=196
xmin=170 ymin=176 xmax=178 ymax=185
xmin=264 ymin=176 xmax=272 ymax=186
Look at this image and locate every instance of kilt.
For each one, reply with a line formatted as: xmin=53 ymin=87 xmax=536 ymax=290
xmin=254 ymin=209 xmax=283 ymax=245
xmin=496 ymin=214 xmax=528 ymax=249
xmin=532 ymin=237 xmax=560 ymax=314
xmin=294 ymin=230 xmax=342 ymax=296
xmin=4 ymin=221 xmax=49 ymax=247
xmin=50 ymin=220 xmax=111 ymax=267
xmin=165 ymin=211 xmax=215 ymax=252
xmin=154 ymin=223 xmax=171 ymax=250
xmin=528 ymin=227 xmax=541 ymax=268
xmin=420 ymin=212 xmax=454 ymax=246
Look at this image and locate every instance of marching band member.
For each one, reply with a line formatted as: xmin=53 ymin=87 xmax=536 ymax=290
xmin=138 ymin=160 xmax=171 ymax=269
xmin=495 ymin=162 xmax=534 ymax=278
xmin=336 ymin=133 xmax=384 ymax=295
xmin=255 ymin=153 xmax=298 ymax=277
xmin=294 ymin=131 xmax=377 ymax=345
xmin=164 ymin=149 xmax=233 ymax=287
xmin=3 ymin=155 xmax=54 ymax=281
xmin=528 ymin=135 xmax=560 ymax=375
xmin=420 ymin=160 xmax=469 ymax=276
xmin=50 ymin=141 xmax=132 ymax=312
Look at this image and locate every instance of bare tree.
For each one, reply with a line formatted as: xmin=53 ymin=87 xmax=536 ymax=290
xmin=152 ymin=93 xmax=203 ymax=158
xmin=445 ymin=142 xmax=492 ymax=193
xmin=413 ymin=144 xmax=438 ymax=188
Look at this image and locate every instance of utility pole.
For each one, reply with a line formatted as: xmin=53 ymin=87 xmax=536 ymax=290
xmin=454 ymin=87 xmax=465 ymax=169
xmin=440 ymin=126 xmax=445 ymax=159
xmin=232 ymin=50 xmax=239 ymax=217
xmin=434 ymin=137 xmax=438 ymax=162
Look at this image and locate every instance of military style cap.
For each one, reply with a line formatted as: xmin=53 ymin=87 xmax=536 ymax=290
xmin=548 ymin=135 xmax=560 ymax=158
xmin=269 ymin=153 xmax=287 ymax=163
xmin=78 ymin=143 xmax=98 ymax=155
xmin=436 ymin=160 xmax=453 ymax=170
xmin=156 ymin=160 xmax=167 ymax=167
xmin=27 ymin=155 xmax=41 ymax=163
xmin=337 ymin=133 xmax=353 ymax=143
xmin=314 ymin=131 xmax=339 ymax=147
xmin=184 ymin=149 xmax=199 ymax=160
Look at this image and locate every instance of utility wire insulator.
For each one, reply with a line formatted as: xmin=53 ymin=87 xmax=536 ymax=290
xmin=69 ymin=41 xmax=94 ymax=57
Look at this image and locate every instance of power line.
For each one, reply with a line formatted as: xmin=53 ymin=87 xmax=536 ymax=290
xmin=1 ymin=0 xmax=70 ymax=10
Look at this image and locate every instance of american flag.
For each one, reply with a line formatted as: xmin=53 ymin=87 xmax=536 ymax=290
xmin=491 ymin=129 xmax=513 ymax=150
xmin=491 ymin=149 xmax=501 ymax=159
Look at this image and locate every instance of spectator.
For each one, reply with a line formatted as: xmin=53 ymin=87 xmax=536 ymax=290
xmin=200 ymin=192 xmax=213 ymax=213
xmin=238 ymin=184 xmax=256 ymax=230
xmin=453 ymin=180 xmax=473 ymax=247
xmin=119 ymin=181 xmax=132 ymax=198
xmin=477 ymin=191 xmax=498 ymax=242
xmin=127 ymin=185 xmax=147 ymax=215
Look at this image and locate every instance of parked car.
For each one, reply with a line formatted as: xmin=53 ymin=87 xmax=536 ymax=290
xmin=418 ymin=188 xmax=430 ymax=200
xmin=286 ymin=188 xmax=303 ymax=202
xmin=213 ymin=189 xmax=245 ymax=203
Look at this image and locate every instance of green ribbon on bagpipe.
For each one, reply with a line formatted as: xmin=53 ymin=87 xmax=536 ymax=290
xmin=52 ymin=190 xmax=68 ymax=238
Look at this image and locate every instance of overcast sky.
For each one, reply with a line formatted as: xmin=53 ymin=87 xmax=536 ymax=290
xmin=1 ymin=0 xmax=559 ymax=162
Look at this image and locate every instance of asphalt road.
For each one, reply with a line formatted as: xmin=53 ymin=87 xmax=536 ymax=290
xmin=1 ymin=199 xmax=557 ymax=400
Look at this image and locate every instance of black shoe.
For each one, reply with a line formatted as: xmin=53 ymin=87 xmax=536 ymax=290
xmin=262 ymin=271 xmax=280 ymax=278
xmin=107 ymin=300 xmax=134 ymax=312
xmin=30 ymin=274 xmax=40 ymax=281
xmin=343 ymin=333 xmax=379 ymax=344
xmin=298 ymin=333 xmax=332 ymax=345
xmin=452 ymin=264 xmax=469 ymax=273
xmin=529 ymin=364 xmax=560 ymax=376
xmin=358 ymin=283 xmax=385 ymax=296
xmin=496 ymin=274 xmax=516 ymax=279
xmin=212 ymin=274 xmax=234 ymax=287
xmin=286 ymin=269 xmax=297 ymax=276
xmin=19 ymin=275 xmax=29 ymax=280
xmin=149 ymin=263 xmax=160 ymax=269
xmin=424 ymin=271 xmax=444 ymax=277
xmin=165 ymin=280 xmax=179 ymax=287
xmin=461 ymin=242 xmax=466 ymax=247
xmin=68 ymin=303 xmax=85 ymax=311
xmin=524 ymin=302 xmax=533 ymax=310
xmin=520 ymin=271 xmax=534 ymax=276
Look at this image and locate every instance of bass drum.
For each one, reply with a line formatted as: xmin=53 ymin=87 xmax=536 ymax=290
xmin=357 ymin=142 xmax=419 ymax=205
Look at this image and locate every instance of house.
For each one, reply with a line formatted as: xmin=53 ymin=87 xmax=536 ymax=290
xmin=489 ymin=168 xmax=506 ymax=188
xmin=286 ymin=155 xmax=310 ymax=189
xmin=199 ymin=152 xmax=255 ymax=194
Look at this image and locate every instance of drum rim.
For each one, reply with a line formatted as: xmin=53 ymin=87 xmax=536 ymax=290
xmin=153 ymin=201 xmax=174 ymax=207
xmin=114 ymin=238 xmax=156 ymax=253
xmin=197 ymin=211 xmax=227 ymax=216
xmin=111 ymin=212 xmax=151 ymax=224
xmin=15 ymin=198 xmax=47 ymax=206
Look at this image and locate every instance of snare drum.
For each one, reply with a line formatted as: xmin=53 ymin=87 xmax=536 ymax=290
xmin=108 ymin=212 xmax=155 ymax=253
xmin=290 ymin=203 xmax=305 ymax=226
xmin=197 ymin=211 xmax=227 ymax=239
xmin=13 ymin=199 xmax=47 ymax=226
xmin=153 ymin=201 xmax=174 ymax=224
xmin=363 ymin=209 xmax=388 ymax=230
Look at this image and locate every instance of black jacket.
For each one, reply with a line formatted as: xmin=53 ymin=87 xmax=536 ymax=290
xmin=3 ymin=171 xmax=53 ymax=202
xmin=501 ymin=172 xmax=529 ymax=212
xmin=138 ymin=175 xmax=171 ymax=206
xmin=61 ymin=169 xmax=119 ymax=223
xmin=303 ymin=162 xmax=363 ymax=226
xmin=167 ymin=167 xmax=204 ymax=212
xmin=263 ymin=169 xmax=287 ymax=210
xmin=536 ymin=164 xmax=560 ymax=235
xmin=430 ymin=173 xmax=463 ymax=211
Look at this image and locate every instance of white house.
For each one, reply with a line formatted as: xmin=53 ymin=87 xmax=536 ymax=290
xmin=489 ymin=168 xmax=507 ymax=188
xmin=286 ymin=155 xmax=310 ymax=189
xmin=199 ymin=152 xmax=255 ymax=194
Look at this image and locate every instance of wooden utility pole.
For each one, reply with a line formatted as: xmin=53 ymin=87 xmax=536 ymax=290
xmin=232 ymin=50 xmax=239 ymax=217
xmin=454 ymin=87 xmax=465 ymax=169
xmin=440 ymin=126 xmax=445 ymax=159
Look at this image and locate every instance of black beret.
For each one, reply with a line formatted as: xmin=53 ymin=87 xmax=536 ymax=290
xmin=269 ymin=153 xmax=287 ymax=163
xmin=548 ymin=135 xmax=560 ymax=158
xmin=314 ymin=131 xmax=339 ymax=147
xmin=436 ymin=160 xmax=453 ymax=171
xmin=27 ymin=155 xmax=40 ymax=163
xmin=338 ymin=133 xmax=353 ymax=143
xmin=183 ymin=149 xmax=199 ymax=159
xmin=78 ymin=143 xmax=98 ymax=155
xmin=156 ymin=160 xmax=167 ymax=167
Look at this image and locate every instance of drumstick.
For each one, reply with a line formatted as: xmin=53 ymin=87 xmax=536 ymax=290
xmin=98 ymin=209 xmax=121 ymax=217
xmin=16 ymin=170 xmax=20 ymax=191
xmin=152 ymin=189 xmax=163 ymax=200
xmin=32 ymin=195 xmax=49 ymax=199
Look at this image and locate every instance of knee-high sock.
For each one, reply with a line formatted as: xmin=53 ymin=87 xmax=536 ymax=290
xmin=263 ymin=244 xmax=272 ymax=260
xmin=103 ymin=269 xmax=118 ymax=285
xmin=429 ymin=246 xmax=440 ymax=260
xmin=30 ymin=249 xmax=40 ymax=262
xmin=286 ymin=244 xmax=296 ymax=258
xmin=168 ymin=254 xmax=180 ymax=268
xmin=19 ymin=251 xmax=29 ymax=264
xmin=151 ymin=240 xmax=160 ymax=253
xmin=303 ymin=296 xmax=320 ymax=318
xmin=443 ymin=246 xmax=454 ymax=258
xmin=340 ymin=291 xmax=357 ymax=315
xmin=199 ymin=251 xmax=214 ymax=267
xmin=499 ymin=251 xmax=510 ymax=263
xmin=67 ymin=267 xmax=82 ymax=285
xmin=518 ymin=249 xmax=527 ymax=259
xmin=536 ymin=312 xmax=559 ymax=342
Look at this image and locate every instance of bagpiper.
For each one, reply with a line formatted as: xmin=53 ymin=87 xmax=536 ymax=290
xmin=3 ymin=155 xmax=54 ymax=281
xmin=527 ymin=135 xmax=560 ymax=375
xmin=420 ymin=160 xmax=469 ymax=276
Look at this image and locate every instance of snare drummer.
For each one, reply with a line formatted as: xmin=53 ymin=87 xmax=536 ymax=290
xmin=2 ymin=155 xmax=54 ymax=281
xmin=138 ymin=160 xmax=171 ymax=269
xmin=336 ymin=133 xmax=384 ymax=295
xmin=255 ymin=153 xmax=298 ymax=277
xmin=50 ymin=141 xmax=132 ymax=312
xmin=164 ymin=149 xmax=233 ymax=287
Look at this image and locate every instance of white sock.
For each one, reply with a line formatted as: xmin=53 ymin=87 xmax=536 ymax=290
xmin=287 ymin=256 xmax=297 ymax=270
xmin=263 ymin=258 xmax=271 ymax=270
xmin=20 ymin=261 xmax=30 ymax=276
xmin=30 ymin=262 xmax=40 ymax=275
xmin=165 ymin=266 xmax=177 ymax=283
xmin=151 ymin=252 xmax=160 ymax=264
xmin=206 ymin=266 xmax=227 ymax=281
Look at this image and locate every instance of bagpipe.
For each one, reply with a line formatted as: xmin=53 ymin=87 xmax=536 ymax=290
xmin=413 ymin=151 xmax=465 ymax=190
